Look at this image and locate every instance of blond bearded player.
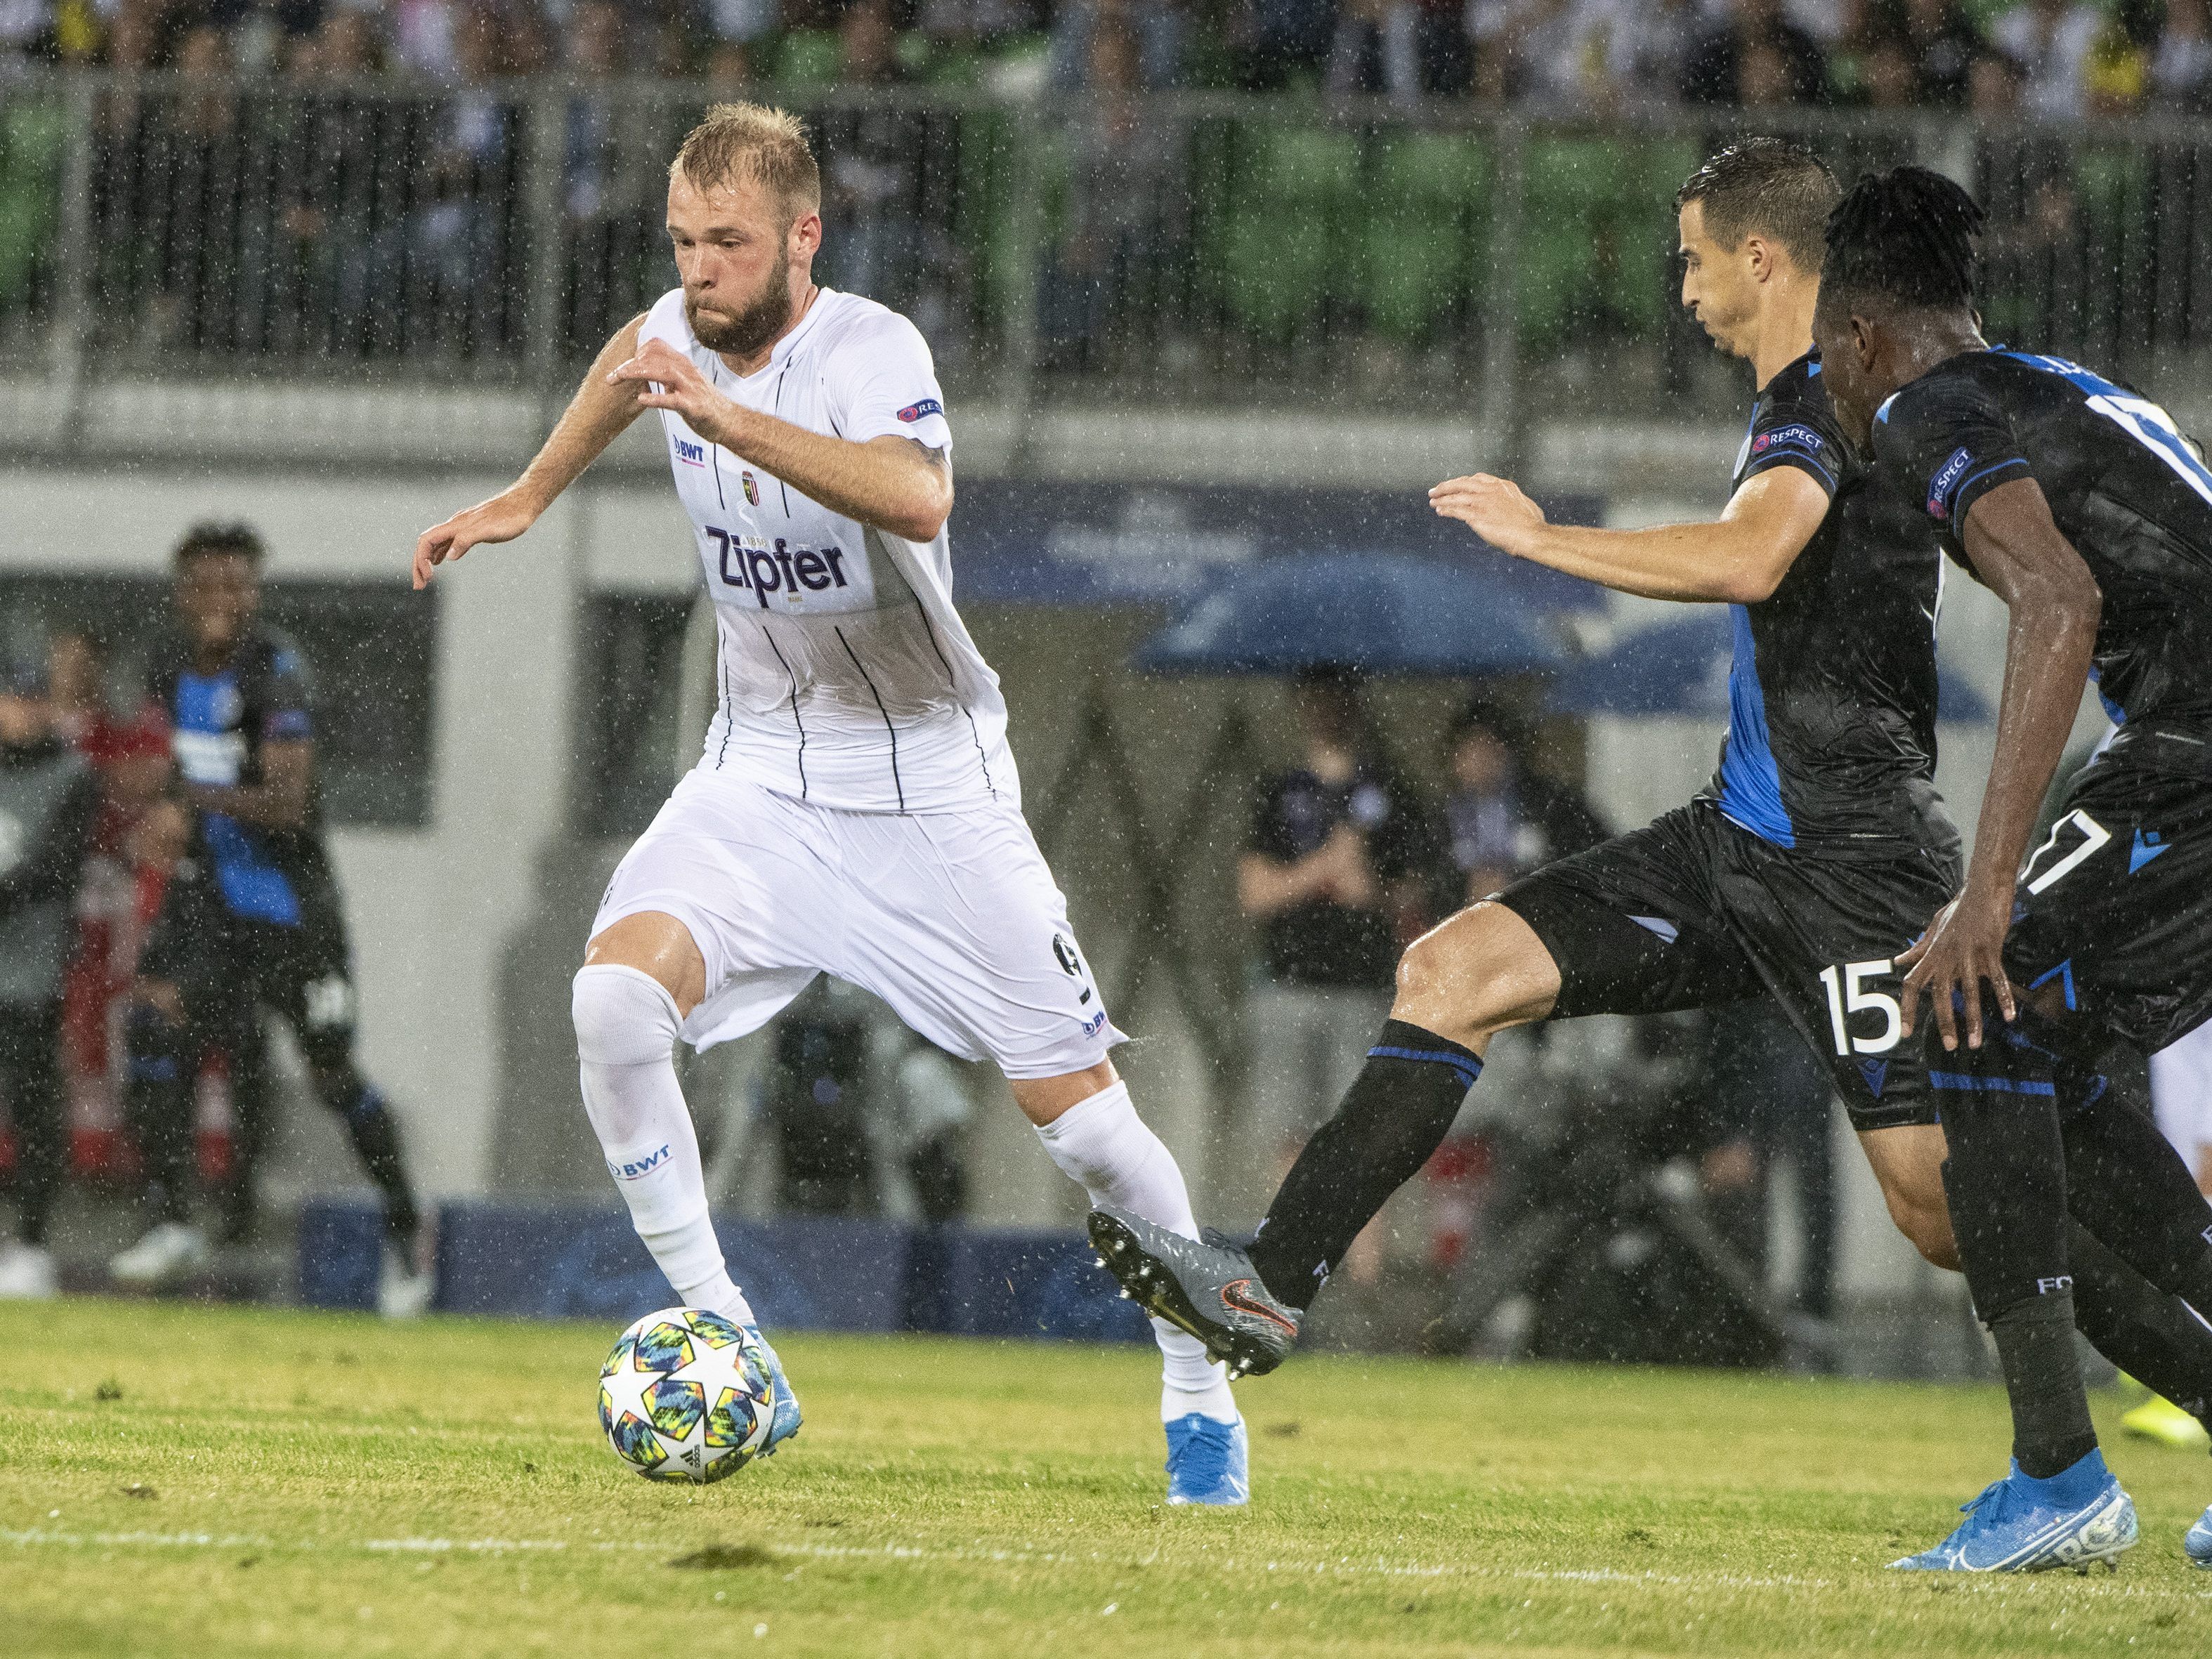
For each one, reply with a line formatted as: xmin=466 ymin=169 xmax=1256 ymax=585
xmin=412 ymin=104 xmax=1246 ymax=1502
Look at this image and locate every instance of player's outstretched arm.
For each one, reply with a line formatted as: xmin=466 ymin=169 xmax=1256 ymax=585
xmin=412 ymin=313 xmax=650 ymax=590
xmin=1897 ymin=476 xmax=2101 ymax=1051
xmin=606 ymin=338 xmax=952 ymax=542
xmin=1427 ymin=468 xmax=1827 ymax=603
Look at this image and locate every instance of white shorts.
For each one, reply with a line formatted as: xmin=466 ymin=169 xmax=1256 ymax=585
xmin=592 ymin=768 xmax=1125 ymax=1077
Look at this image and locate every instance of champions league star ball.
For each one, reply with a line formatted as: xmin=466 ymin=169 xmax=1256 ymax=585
xmin=598 ymin=1308 xmax=775 ymax=1483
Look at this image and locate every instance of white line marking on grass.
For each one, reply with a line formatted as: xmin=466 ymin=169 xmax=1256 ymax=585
xmin=9 ymin=1528 xmax=2211 ymax=1604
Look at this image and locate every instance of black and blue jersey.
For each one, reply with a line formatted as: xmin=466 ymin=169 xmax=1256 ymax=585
xmin=1699 ymin=353 xmax=1958 ymax=861
xmin=149 ymin=629 xmax=334 ymax=930
xmin=1870 ymin=348 xmax=2212 ymax=735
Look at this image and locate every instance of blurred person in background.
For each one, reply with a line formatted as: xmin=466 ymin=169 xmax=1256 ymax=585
xmin=1467 ymin=0 xmax=1696 ymax=110
xmin=113 ymin=523 xmax=429 ymax=1316
xmin=1327 ymin=0 xmax=1422 ymax=100
xmin=817 ymin=0 xmax=926 ymax=310
xmin=0 ymin=653 xmax=100 ymax=1299
xmin=1679 ymin=0 xmax=1828 ymax=106
xmin=1988 ymin=0 xmax=2103 ymax=119
xmin=2154 ymin=0 xmax=2212 ymax=109
xmin=46 ymin=627 xmax=169 ymax=1180
xmin=1231 ymin=0 xmax=1334 ymax=88
xmin=1439 ymin=695 xmax=1605 ymax=907
xmin=1038 ymin=17 xmax=1177 ymax=371
xmin=1049 ymin=0 xmax=1189 ymax=90
xmin=1239 ymin=667 xmax=1437 ymax=1243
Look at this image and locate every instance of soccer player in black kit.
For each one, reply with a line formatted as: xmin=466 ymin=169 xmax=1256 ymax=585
xmin=114 ymin=523 xmax=431 ymax=1316
xmin=1086 ymin=143 xmax=2212 ymax=1561
xmin=1815 ymin=168 xmax=2212 ymax=1571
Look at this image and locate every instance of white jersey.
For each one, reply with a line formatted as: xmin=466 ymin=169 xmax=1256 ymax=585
xmin=639 ymin=286 xmax=1015 ymax=813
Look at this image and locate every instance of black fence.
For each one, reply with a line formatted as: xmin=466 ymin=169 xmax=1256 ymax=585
xmin=5 ymin=72 xmax=2212 ymax=431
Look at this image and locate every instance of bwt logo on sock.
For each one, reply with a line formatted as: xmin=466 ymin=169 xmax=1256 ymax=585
xmin=2036 ymin=1275 xmax=2075 ymax=1294
xmin=608 ymin=1144 xmax=673 ymax=1181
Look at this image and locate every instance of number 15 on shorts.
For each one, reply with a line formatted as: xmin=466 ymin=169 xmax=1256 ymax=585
xmin=1817 ymin=959 xmax=1903 ymax=1056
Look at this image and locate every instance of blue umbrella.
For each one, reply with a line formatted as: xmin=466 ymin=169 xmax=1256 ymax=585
xmin=1545 ymin=612 xmax=1992 ymax=722
xmin=1132 ymin=551 xmax=1571 ymax=677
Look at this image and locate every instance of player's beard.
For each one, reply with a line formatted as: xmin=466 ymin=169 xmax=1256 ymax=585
xmin=687 ymin=272 xmax=793 ymax=359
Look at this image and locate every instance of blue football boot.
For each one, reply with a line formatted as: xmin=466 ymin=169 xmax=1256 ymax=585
xmin=1890 ymin=1451 xmax=2137 ymax=1573
xmin=1165 ymin=1413 xmax=1248 ymax=1507
xmin=742 ymin=1323 xmax=804 ymax=1456
xmin=2185 ymin=1506 xmax=2212 ymax=1568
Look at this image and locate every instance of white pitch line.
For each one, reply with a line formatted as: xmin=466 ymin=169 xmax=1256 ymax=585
xmin=8 ymin=1528 xmax=2210 ymax=1604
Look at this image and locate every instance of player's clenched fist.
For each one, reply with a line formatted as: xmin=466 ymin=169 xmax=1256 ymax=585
xmin=412 ymin=492 xmax=538 ymax=590
xmin=607 ymin=338 xmax=745 ymax=448
xmin=1429 ymin=473 xmax=1549 ymax=558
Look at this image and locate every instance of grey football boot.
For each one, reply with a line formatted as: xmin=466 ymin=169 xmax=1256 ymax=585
xmin=1089 ymin=1207 xmax=1302 ymax=1378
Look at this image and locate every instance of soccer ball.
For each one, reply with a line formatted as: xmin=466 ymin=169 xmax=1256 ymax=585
xmin=598 ymin=1307 xmax=775 ymax=1483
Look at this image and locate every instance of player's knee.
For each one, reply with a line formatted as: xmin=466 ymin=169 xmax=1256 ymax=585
xmin=572 ymin=964 xmax=684 ymax=1068
xmin=1393 ymin=904 xmax=1547 ymax=1044
xmin=1889 ymin=1194 xmax=1961 ymax=1271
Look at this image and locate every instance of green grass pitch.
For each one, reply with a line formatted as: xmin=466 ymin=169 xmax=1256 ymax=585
xmin=3 ymin=1299 xmax=2209 ymax=1656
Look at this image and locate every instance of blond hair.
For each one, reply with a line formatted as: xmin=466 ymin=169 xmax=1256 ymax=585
xmin=672 ymin=102 xmax=821 ymax=214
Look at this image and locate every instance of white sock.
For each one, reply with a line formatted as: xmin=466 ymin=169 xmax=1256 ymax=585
xmin=572 ymin=964 xmax=755 ymax=1327
xmin=1033 ymin=1081 xmax=1237 ymax=1423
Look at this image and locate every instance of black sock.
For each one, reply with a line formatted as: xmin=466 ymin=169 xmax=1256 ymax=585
xmin=1247 ymin=1018 xmax=1480 ymax=1309
xmin=2061 ymin=1072 xmax=2212 ymax=1315
xmin=2069 ymin=1221 xmax=2212 ymax=1428
xmin=1988 ymin=1288 xmax=2100 ymax=1478
xmin=325 ymin=1075 xmax=421 ymax=1247
xmin=124 ymin=1009 xmax=196 ymax=1227
xmin=1931 ymin=1009 xmax=2096 ymax=1476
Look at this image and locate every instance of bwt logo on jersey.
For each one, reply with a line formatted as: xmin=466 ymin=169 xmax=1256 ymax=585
xmin=1752 ymin=424 xmax=1821 ymax=455
xmin=896 ymin=398 xmax=943 ymax=424
xmin=1926 ymin=446 xmax=1973 ymax=519
xmin=707 ymin=527 xmax=851 ymax=608
xmin=673 ymin=436 xmax=708 ymax=468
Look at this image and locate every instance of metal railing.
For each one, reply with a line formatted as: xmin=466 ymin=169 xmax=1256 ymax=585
xmin=6 ymin=72 xmax=2212 ymax=442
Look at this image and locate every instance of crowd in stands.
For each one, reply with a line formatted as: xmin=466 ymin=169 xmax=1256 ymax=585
xmin=4 ymin=0 xmax=2212 ymax=120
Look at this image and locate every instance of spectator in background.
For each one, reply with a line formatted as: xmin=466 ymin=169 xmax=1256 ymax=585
xmin=0 ymin=654 xmax=100 ymax=1300
xmin=1232 ymin=0 xmax=1334 ymax=89
xmin=1468 ymin=0 xmax=1694 ymax=111
xmin=1988 ymin=0 xmax=2103 ymax=119
xmin=1895 ymin=0 xmax=1984 ymax=104
xmin=707 ymin=0 xmax=780 ymax=56
xmin=46 ymin=628 xmax=169 ymax=1166
xmin=1438 ymin=695 xmax=1604 ymax=906
xmin=1040 ymin=16 xmax=1176 ymax=368
xmin=818 ymin=0 xmax=927 ymax=307
xmin=1328 ymin=0 xmax=1421 ymax=100
xmin=1051 ymin=0 xmax=1189 ymax=91
xmin=1679 ymin=0 xmax=1828 ymax=106
xmin=2156 ymin=0 xmax=2212 ymax=108
xmin=1238 ymin=668 xmax=1437 ymax=1221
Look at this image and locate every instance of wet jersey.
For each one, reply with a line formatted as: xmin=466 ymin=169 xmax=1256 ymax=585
xmin=1871 ymin=348 xmax=2212 ymax=734
xmin=148 ymin=629 xmax=336 ymax=929
xmin=1699 ymin=353 xmax=1957 ymax=859
xmin=639 ymin=286 xmax=1015 ymax=813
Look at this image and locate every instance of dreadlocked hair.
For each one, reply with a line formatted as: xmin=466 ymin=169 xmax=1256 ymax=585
xmin=1821 ymin=166 xmax=1986 ymax=312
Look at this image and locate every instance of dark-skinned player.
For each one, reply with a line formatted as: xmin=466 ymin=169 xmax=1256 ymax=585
xmin=1815 ymin=166 xmax=2212 ymax=1571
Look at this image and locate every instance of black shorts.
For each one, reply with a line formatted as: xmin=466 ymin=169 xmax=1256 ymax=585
xmin=1497 ymin=801 xmax=1960 ymax=1132
xmin=2005 ymin=735 xmax=2212 ymax=1056
xmin=149 ymin=880 xmax=360 ymax=1072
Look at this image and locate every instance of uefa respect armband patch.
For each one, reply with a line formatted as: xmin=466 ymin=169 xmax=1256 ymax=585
xmin=897 ymin=398 xmax=944 ymax=424
xmin=1750 ymin=424 xmax=1824 ymax=457
xmin=1925 ymin=446 xmax=1973 ymax=520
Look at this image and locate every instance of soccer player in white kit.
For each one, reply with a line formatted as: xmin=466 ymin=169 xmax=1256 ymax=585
xmin=411 ymin=103 xmax=1246 ymax=1502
